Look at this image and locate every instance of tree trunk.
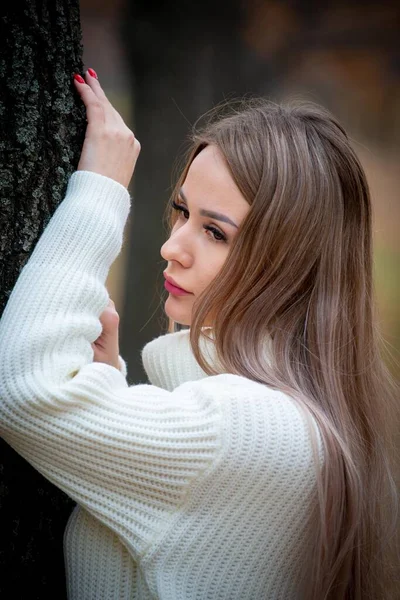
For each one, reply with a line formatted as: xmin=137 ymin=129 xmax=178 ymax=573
xmin=0 ymin=2 xmax=85 ymax=596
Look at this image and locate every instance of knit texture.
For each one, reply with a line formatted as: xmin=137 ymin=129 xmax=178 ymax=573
xmin=0 ymin=171 xmax=322 ymax=599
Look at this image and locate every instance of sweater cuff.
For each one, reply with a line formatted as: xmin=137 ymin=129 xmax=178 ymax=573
xmin=23 ymin=170 xmax=132 ymax=280
xmin=68 ymin=170 xmax=131 ymax=214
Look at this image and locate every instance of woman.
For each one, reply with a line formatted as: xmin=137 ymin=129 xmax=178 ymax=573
xmin=0 ymin=70 xmax=397 ymax=599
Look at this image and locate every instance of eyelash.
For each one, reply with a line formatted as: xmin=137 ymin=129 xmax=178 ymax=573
xmin=171 ymin=200 xmax=228 ymax=243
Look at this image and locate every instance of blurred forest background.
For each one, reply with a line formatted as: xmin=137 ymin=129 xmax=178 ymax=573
xmin=80 ymin=0 xmax=399 ymax=383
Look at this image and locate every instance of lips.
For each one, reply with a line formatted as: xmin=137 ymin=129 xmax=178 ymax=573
xmin=163 ymin=273 xmax=191 ymax=294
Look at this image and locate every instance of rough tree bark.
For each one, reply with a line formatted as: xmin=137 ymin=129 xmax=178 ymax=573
xmin=0 ymin=2 xmax=85 ymax=596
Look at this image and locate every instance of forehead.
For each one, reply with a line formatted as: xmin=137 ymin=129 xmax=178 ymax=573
xmin=182 ymin=145 xmax=249 ymax=218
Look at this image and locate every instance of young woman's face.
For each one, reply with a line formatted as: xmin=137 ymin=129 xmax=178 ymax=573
xmin=161 ymin=144 xmax=250 ymax=326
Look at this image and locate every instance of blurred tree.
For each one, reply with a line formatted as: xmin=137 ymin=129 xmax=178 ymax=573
xmin=121 ymin=0 xmax=399 ymax=383
xmin=121 ymin=0 xmax=257 ymax=382
xmin=0 ymin=2 xmax=85 ymax=597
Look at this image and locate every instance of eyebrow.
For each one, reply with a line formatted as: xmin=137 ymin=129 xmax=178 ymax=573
xmin=179 ymin=188 xmax=239 ymax=229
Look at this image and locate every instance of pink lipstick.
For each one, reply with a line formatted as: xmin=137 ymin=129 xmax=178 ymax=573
xmin=163 ymin=274 xmax=192 ymax=296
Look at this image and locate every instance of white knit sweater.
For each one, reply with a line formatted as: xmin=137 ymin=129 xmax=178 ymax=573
xmin=0 ymin=171 xmax=322 ymax=599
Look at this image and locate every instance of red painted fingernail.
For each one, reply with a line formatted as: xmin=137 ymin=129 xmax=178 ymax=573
xmin=88 ymin=68 xmax=98 ymax=79
xmin=74 ymin=74 xmax=85 ymax=83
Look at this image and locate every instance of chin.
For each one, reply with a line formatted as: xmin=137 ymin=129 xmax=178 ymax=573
xmin=164 ymin=296 xmax=191 ymax=327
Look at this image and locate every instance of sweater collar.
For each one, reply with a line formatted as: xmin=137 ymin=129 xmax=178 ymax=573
xmin=141 ymin=328 xmax=218 ymax=391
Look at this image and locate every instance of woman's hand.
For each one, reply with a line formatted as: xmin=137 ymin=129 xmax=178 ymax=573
xmin=91 ymin=299 xmax=120 ymax=370
xmin=73 ymin=69 xmax=140 ymax=188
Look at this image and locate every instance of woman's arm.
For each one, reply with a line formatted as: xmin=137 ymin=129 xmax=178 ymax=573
xmin=0 ymin=72 xmax=221 ymax=559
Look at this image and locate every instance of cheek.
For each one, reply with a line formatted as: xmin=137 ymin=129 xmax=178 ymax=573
xmin=195 ymin=252 xmax=228 ymax=294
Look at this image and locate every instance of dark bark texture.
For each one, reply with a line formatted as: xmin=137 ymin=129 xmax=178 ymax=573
xmin=0 ymin=2 xmax=85 ymax=596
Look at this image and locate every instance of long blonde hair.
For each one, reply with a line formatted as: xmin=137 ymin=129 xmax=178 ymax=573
xmin=165 ymin=98 xmax=399 ymax=599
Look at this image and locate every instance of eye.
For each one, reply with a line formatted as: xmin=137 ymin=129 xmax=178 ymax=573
xmin=204 ymin=226 xmax=227 ymax=243
xmin=171 ymin=199 xmax=228 ymax=243
xmin=171 ymin=200 xmax=189 ymax=220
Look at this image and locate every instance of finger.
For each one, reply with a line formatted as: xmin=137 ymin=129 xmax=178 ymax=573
xmin=84 ymin=69 xmax=122 ymax=125
xmin=99 ymin=307 xmax=120 ymax=328
xmin=73 ymin=75 xmax=105 ymax=125
xmin=84 ymin=68 xmax=108 ymax=102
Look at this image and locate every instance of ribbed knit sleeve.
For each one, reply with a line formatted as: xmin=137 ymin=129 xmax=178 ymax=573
xmin=0 ymin=172 xmax=221 ymax=558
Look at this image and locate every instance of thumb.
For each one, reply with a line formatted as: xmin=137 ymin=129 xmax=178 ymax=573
xmin=99 ymin=301 xmax=120 ymax=336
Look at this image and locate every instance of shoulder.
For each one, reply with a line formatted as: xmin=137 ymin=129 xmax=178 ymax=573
xmin=176 ymin=374 xmax=324 ymax=469
xmin=181 ymin=372 xmax=309 ymax=418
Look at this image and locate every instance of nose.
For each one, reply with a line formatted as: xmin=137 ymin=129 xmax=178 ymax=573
xmin=160 ymin=226 xmax=193 ymax=268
